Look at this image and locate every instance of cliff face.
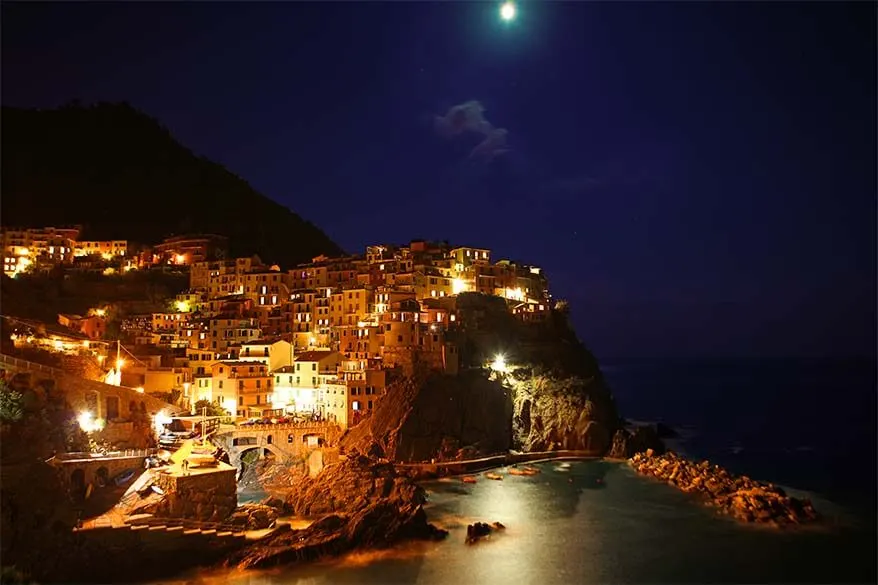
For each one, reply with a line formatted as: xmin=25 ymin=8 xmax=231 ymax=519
xmin=343 ymin=293 xmax=624 ymax=462
xmin=342 ymin=371 xmax=514 ymax=462
xmin=509 ymin=372 xmax=618 ymax=454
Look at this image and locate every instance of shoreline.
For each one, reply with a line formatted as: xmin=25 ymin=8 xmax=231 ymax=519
xmin=62 ymin=451 xmax=827 ymax=584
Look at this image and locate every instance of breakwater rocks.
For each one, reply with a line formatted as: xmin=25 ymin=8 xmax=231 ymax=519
xmin=629 ymin=450 xmax=819 ymax=526
xmin=227 ymin=454 xmax=448 ymax=570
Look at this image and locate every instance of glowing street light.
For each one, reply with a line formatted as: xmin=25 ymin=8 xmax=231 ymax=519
xmin=77 ymin=411 xmax=104 ymax=433
xmin=116 ymin=358 xmax=125 ymax=369
xmin=500 ymin=1 xmax=517 ymax=22
xmin=153 ymin=410 xmax=173 ymax=435
xmin=490 ymin=353 xmax=508 ymax=373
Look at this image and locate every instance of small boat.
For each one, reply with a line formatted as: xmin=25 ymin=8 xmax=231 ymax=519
xmin=508 ymin=466 xmax=541 ymax=476
xmin=114 ymin=469 xmax=137 ymax=486
xmin=484 ymin=472 xmax=503 ymax=481
xmin=151 ymin=485 xmax=165 ymax=496
xmin=461 ymin=476 xmax=478 ymax=484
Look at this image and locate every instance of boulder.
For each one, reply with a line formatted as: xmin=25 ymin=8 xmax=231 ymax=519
xmin=227 ymin=503 xmax=278 ymax=530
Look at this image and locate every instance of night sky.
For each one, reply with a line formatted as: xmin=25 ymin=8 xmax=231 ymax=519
xmin=2 ymin=2 xmax=875 ymax=361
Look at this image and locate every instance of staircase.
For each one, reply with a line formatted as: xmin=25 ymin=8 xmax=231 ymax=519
xmin=75 ymin=514 xmax=247 ymax=552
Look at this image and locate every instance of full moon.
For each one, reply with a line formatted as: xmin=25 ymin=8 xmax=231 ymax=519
xmin=500 ymin=1 xmax=516 ymax=22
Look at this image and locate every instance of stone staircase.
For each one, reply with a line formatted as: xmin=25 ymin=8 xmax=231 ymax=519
xmin=126 ymin=515 xmax=247 ymax=536
xmin=75 ymin=514 xmax=247 ymax=551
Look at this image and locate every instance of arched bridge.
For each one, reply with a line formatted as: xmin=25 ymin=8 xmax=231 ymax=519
xmin=213 ymin=422 xmax=342 ymax=474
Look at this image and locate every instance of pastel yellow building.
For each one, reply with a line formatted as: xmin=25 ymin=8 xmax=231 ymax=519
xmin=210 ymin=361 xmax=273 ymax=419
xmin=329 ymin=288 xmax=372 ymax=327
xmin=238 ymin=338 xmax=293 ymax=372
xmin=413 ymin=271 xmax=454 ymax=300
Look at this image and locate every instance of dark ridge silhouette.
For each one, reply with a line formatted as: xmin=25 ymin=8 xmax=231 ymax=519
xmin=1 ymin=101 xmax=344 ymax=267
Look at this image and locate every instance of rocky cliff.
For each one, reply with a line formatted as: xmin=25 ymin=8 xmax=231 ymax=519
xmin=229 ymin=454 xmax=447 ymax=569
xmin=341 ymin=293 xmax=651 ymax=462
xmin=341 ymin=371 xmax=513 ymax=462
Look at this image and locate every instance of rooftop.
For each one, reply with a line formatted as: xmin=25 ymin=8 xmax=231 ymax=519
xmin=241 ymin=336 xmax=288 ymax=346
xmin=294 ymin=350 xmax=337 ymax=362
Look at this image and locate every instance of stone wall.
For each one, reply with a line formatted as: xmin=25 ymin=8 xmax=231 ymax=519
xmin=382 ymin=346 xmax=445 ymax=376
xmin=92 ymin=421 xmax=153 ymax=449
xmin=151 ymin=465 xmax=237 ymax=522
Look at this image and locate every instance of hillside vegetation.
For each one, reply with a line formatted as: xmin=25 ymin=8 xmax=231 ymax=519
xmin=1 ymin=102 xmax=343 ymax=267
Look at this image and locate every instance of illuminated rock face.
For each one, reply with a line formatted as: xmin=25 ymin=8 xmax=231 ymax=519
xmin=510 ymin=373 xmax=619 ymax=455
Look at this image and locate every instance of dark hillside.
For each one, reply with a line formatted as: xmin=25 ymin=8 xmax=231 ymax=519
xmin=1 ymin=102 xmax=343 ymax=266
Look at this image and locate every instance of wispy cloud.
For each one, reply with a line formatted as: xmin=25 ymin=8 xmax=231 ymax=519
xmin=434 ymin=100 xmax=510 ymax=161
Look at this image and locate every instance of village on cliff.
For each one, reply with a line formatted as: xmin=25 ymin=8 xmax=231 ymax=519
xmin=0 ymin=226 xmax=824 ymax=583
xmin=2 ymin=227 xmax=554 ymax=429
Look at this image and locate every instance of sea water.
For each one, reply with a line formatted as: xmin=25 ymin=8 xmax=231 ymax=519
xmin=165 ymin=358 xmax=876 ymax=585
xmin=174 ymin=460 xmax=875 ymax=585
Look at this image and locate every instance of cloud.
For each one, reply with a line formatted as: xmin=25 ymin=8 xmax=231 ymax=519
xmin=434 ymin=100 xmax=510 ymax=160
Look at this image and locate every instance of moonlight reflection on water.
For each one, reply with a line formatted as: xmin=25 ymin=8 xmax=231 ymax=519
xmin=159 ymin=461 xmax=874 ymax=585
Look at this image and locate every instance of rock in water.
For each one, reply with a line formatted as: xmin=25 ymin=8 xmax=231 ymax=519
xmin=229 ymin=455 xmax=447 ymax=569
xmin=465 ymin=521 xmax=506 ymax=545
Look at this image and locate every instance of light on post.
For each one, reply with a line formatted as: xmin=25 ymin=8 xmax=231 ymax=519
xmin=489 ymin=353 xmax=508 ymax=373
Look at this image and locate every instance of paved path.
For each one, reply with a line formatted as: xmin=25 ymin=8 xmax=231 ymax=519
xmin=394 ymin=450 xmax=600 ymax=475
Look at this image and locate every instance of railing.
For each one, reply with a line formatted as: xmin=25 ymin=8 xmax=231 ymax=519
xmin=55 ymin=448 xmax=156 ymax=462
xmin=0 ymin=353 xmax=62 ymax=374
xmin=126 ymin=515 xmax=248 ymax=534
xmin=219 ymin=421 xmax=339 ymax=433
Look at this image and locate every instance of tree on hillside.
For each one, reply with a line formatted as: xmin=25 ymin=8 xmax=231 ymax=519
xmin=0 ymin=382 xmax=24 ymax=423
xmin=194 ymin=399 xmax=227 ymax=418
xmin=0 ymin=378 xmax=86 ymax=464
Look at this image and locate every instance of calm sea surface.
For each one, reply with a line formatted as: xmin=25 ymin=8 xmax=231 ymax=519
xmin=165 ymin=359 xmax=876 ymax=585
